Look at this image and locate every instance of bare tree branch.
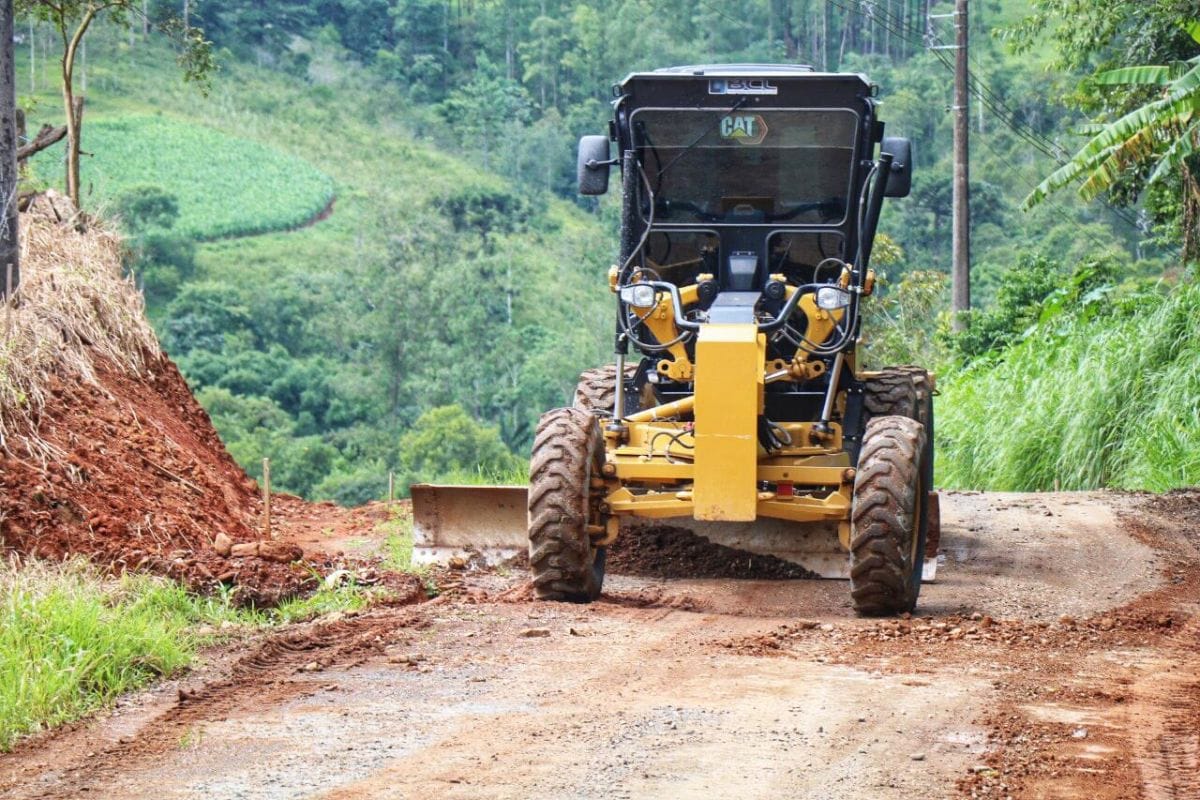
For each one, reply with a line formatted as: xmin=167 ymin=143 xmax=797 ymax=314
xmin=16 ymin=123 xmax=67 ymax=161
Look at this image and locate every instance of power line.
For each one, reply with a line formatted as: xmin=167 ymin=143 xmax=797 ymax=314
xmin=830 ymin=0 xmax=1145 ymax=233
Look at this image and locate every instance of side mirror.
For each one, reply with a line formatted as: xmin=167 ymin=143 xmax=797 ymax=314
xmin=881 ymin=136 xmax=913 ymax=198
xmin=577 ymin=135 xmax=612 ymax=196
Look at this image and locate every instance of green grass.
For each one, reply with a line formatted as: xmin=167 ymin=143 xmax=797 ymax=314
xmin=937 ymin=281 xmax=1200 ymax=492
xmin=0 ymin=559 xmax=381 ymax=752
xmin=270 ymin=574 xmax=379 ymax=623
xmin=1 ymin=561 xmax=205 ymax=750
xmin=31 ymin=115 xmax=333 ymax=240
xmin=380 ymin=508 xmax=416 ymax=573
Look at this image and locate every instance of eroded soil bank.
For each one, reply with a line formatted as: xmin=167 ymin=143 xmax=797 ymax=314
xmin=2 ymin=490 xmax=1197 ymax=800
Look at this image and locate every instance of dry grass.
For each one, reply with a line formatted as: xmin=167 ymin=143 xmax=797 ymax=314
xmin=0 ymin=192 xmax=158 ymax=457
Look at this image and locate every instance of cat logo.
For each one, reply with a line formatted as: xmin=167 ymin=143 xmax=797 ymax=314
xmin=719 ymin=114 xmax=768 ymax=145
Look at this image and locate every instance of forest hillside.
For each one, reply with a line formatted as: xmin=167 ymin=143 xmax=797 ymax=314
xmin=16 ymin=0 xmax=1198 ymax=497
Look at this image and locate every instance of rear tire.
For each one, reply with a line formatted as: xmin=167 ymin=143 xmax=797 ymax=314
xmin=862 ymin=368 xmax=920 ymax=421
xmin=573 ymin=365 xmax=634 ymax=415
xmin=849 ymin=415 xmax=928 ymax=616
xmin=528 ymin=408 xmax=607 ymax=602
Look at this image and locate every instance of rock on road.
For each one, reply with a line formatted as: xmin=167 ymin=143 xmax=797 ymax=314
xmin=3 ymin=490 xmax=1199 ymax=800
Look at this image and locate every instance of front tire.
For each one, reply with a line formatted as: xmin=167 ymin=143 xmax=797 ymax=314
xmin=849 ymin=415 xmax=928 ymax=616
xmin=528 ymin=408 xmax=607 ymax=602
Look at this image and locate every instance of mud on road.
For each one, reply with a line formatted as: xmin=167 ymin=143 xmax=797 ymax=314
xmin=2 ymin=490 xmax=1198 ymax=800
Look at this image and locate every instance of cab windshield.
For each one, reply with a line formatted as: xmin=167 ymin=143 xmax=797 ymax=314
xmin=631 ymin=108 xmax=858 ymax=226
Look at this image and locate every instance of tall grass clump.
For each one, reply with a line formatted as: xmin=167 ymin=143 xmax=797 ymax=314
xmin=0 ymin=560 xmax=203 ymax=751
xmin=938 ymin=280 xmax=1200 ymax=491
xmin=0 ymin=558 xmax=384 ymax=751
xmin=0 ymin=194 xmax=158 ymax=456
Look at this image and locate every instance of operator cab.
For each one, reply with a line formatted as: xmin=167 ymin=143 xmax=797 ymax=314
xmin=581 ymin=64 xmax=908 ymax=294
xmin=576 ymin=63 xmax=911 ymax=422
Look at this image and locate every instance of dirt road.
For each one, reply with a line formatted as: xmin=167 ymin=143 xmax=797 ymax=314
xmin=3 ymin=490 xmax=1198 ymax=799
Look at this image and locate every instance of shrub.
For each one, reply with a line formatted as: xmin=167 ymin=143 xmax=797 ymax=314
xmin=938 ymin=280 xmax=1200 ymax=491
xmin=397 ymin=404 xmax=522 ymax=484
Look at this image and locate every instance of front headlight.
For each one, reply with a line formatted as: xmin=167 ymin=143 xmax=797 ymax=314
xmin=816 ymin=286 xmax=851 ymax=310
xmin=620 ymin=283 xmax=658 ymax=309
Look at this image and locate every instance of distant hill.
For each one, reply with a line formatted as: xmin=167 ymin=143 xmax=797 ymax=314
xmin=20 ymin=31 xmax=613 ymax=503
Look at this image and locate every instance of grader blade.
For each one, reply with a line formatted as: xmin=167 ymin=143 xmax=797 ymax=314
xmin=410 ymin=482 xmax=884 ymax=580
xmin=410 ymin=484 xmax=528 ymax=567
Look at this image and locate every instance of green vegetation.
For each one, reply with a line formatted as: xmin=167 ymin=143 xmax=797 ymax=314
xmin=378 ymin=505 xmax=416 ymax=573
xmin=20 ymin=29 xmax=611 ymax=502
xmin=269 ymin=575 xmax=379 ymax=623
xmin=34 ymin=116 xmax=333 ymax=239
xmin=17 ymin=0 xmax=214 ymax=208
xmin=935 ymin=3 xmax=1200 ymax=492
xmin=939 ymin=272 xmax=1200 ymax=491
xmin=1012 ymin=0 xmax=1200 ymax=260
xmin=0 ymin=563 xmax=197 ymax=751
xmin=12 ymin=0 xmax=1197 ymax=498
xmin=0 ymin=559 xmax=384 ymax=751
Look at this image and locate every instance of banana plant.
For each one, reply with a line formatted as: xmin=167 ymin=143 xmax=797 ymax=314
xmin=1026 ymin=20 xmax=1200 ymax=208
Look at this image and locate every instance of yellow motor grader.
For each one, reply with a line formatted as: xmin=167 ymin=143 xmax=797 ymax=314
xmin=413 ymin=64 xmax=937 ymax=616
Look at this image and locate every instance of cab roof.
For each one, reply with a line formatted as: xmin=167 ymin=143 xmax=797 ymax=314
xmin=619 ymin=63 xmax=873 ymax=91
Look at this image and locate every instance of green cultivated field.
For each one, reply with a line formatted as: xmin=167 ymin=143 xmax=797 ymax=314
xmin=33 ymin=115 xmax=333 ymax=239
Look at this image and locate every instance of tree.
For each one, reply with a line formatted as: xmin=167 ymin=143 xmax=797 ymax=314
xmin=1010 ymin=2 xmax=1200 ymax=259
xmin=16 ymin=0 xmax=213 ymax=208
xmin=438 ymin=54 xmax=531 ymax=170
xmin=1026 ymin=22 xmax=1200 ymax=260
xmin=1 ymin=0 xmax=18 ymax=298
xmin=397 ymin=404 xmax=521 ymax=483
xmin=113 ymin=185 xmax=196 ymax=301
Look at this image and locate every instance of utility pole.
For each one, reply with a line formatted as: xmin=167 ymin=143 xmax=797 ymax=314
xmin=951 ymin=0 xmax=970 ymax=328
xmin=1 ymin=0 xmax=19 ymax=302
xmin=930 ymin=0 xmax=970 ymax=328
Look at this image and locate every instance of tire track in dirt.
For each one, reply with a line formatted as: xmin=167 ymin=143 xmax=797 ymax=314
xmin=1136 ymin=678 xmax=1200 ymax=800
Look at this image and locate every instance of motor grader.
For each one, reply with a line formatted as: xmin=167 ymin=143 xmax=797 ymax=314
xmin=413 ymin=64 xmax=937 ymax=616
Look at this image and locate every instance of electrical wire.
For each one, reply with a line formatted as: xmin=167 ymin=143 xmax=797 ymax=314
xmin=648 ymin=429 xmax=695 ymax=463
xmin=618 ymin=159 xmax=656 ymax=282
xmin=829 ymin=0 xmax=1148 ymax=234
xmin=615 ymin=158 xmax=700 ymax=352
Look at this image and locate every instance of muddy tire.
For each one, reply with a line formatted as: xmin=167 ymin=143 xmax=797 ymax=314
xmin=573 ymin=365 xmax=634 ymax=415
xmin=849 ymin=415 xmax=928 ymax=616
xmin=862 ymin=368 xmax=920 ymax=421
xmin=528 ymin=407 xmax=607 ymax=602
xmin=863 ymin=366 xmax=936 ymax=558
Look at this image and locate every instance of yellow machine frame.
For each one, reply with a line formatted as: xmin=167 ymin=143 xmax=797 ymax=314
xmin=595 ymin=269 xmax=875 ymax=553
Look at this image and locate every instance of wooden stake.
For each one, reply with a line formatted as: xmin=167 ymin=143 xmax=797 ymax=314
xmin=388 ymin=471 xmax=395 ymax=505
xmin=262 ymin=457 xmax=272 ymax=540
xmin=5 ymin=263 xmax=12 ymax=340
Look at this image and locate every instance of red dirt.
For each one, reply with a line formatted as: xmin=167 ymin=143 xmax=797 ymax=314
xmin=272 ymin=495 xmax=395 ymax=558
xmin=0 ymin=491 xmax=1195 ymax=798
xmin=0 ymin=354 xmax=402 ymax=606
xmin=719 ymin=490 xmax=1200 ymax=800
